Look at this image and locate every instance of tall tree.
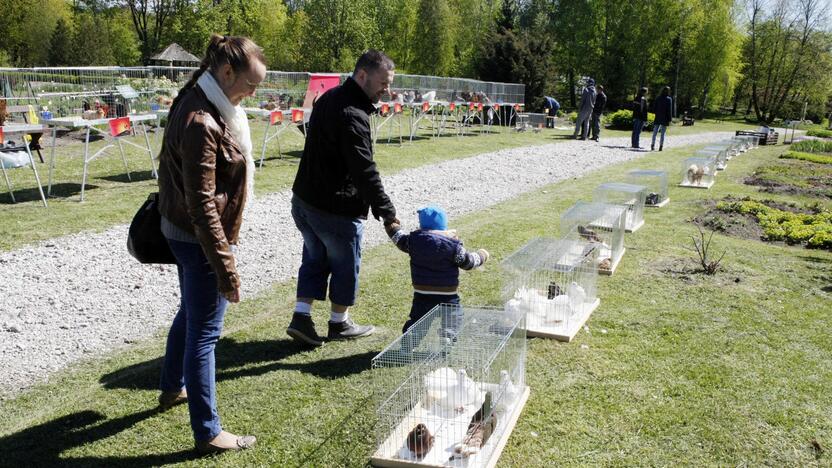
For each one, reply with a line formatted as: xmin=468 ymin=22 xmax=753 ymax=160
xmin=300 ymin=0 xmax=380 ymax=71
xmin=124 ymin=0 xmax=180 ymax=64
xmin=48 ymin=18 xmax=73 ymax=66
xmin=411 ymin=0 xmax=455 ymax=76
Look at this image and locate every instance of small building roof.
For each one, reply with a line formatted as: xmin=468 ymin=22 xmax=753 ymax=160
xmin=150 ymin=43 xmax=200 ymax=64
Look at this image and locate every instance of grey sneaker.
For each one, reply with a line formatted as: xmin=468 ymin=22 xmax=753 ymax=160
xmin=286 ymin=313 xmax=323 ymax=346
xmin=327 ymin=318 xmax=375 ymax=340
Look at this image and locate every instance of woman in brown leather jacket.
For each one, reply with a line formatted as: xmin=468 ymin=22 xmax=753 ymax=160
xmin=155 ymin=34 xmax=265 ymax=455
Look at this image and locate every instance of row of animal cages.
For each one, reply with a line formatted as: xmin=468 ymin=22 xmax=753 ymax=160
xmin=681 ymin=135 xmax=758 ymax=188
xmin=368 ymin=136 xmax=762 ymax=467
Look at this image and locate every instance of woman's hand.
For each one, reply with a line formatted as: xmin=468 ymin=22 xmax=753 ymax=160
xmin=222 ymin=286 xmax=241 ymax=303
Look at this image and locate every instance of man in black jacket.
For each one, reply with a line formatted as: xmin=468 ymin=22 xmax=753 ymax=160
xmin=590 ymin=85 xmax=607 ymax=141
xmin=287 ymin=50 xmax=399 ymax=346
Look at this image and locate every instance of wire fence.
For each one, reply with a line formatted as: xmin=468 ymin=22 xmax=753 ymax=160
xmin=0 ymin=66 xmax=525 ymax=117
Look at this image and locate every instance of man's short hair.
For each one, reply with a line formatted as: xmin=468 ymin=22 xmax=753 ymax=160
xmin=597 ymin=85 xmax=604 ymax=92
xmin=354 ymin=49 xmax=395 ymax=76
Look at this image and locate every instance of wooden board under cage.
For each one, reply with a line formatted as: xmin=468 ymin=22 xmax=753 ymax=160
xmin=525 ymin=297 xmax=600 ymax=342
xmin=371 ymin=383 xmax=530 ymax=468
xmin=678 ymin=180 xmax=715 ymax=189
xmin=596 ymin=244 xmax=624 ymax=276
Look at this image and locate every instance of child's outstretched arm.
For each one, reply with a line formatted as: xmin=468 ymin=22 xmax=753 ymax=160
xmin=385 ymin=222 xmax=410 ymax=253
xmin=454 ymin=243 xmax=490 ymax=270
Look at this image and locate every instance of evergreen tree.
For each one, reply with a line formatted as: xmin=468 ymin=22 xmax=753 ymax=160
xmin=48 ymin=18 xmax=72 ymax=66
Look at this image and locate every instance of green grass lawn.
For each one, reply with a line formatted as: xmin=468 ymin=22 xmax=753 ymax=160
xmin=1 ymin=133 xmax=830 ymax=466
xmin=0 ymin=118 xmax=757 ymax=252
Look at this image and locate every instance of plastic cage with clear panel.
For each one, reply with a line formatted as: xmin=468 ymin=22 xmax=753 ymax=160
xmin=626 ymin=169 xmax=669 ymax=208
xmin=501 ymin=237 xmax=599 ymax=341
xmin=720 ymin=139 xmax=742 ymax=158
xmin=679 ymin=156 xmax=716 ymax=189
xmin=730 ymin=136 xmax=752 ymax=153
xmin=560 ymin=201 xmax=627 ymax=275
xmin=371 ymin=304 xmax=529 ymax=468
xmin=698 ymin=146 xmax=729 ymax=170
xmin=592 ymin=182 xmax=647 ymax=232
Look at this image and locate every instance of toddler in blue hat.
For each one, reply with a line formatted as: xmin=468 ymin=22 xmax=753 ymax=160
xmin=385 ymin=205 xmax=490 ymax=339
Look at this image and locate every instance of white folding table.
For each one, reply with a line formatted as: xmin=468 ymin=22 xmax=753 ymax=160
xmin=44 ymin=113 xmax=157 ymax=201
xmin=249 ymin=108 xmax=308 ymax=168
xmin=0 ymin=123 xmax=49 ymax=207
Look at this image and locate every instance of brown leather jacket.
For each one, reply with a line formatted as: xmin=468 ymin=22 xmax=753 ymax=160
xmin=157 ymin=85 xmax=248 ymax=293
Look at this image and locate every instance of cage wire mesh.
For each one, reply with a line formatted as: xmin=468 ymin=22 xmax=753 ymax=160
xmin=717 ymin=139 xmax=741 ymax=159
xmin=560 ymin=201 xmax=627 ymax=275
xmin=500 ymin=237 xmax=599 ymax=341
xmin=1 ymin=67 xmax=525 ymax=117
xmin=697 ymin=146 xmax=729 ymax=170
xmin=626 ymin=170 xmax=669 ymax=208
xmin=371 ymin=304 xmax=527 ymax=467
xmin=680 ymin=156 xmax=716 ymax=188
xmin=592 ymin=182 xmax=647 ymax=233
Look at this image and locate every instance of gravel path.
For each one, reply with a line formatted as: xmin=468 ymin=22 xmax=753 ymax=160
xmin=0 ymin=132 xmax=733 ymax=398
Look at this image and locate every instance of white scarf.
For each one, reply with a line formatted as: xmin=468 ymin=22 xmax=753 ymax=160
xmin=197 ymin=71 xmax=255 ymax=203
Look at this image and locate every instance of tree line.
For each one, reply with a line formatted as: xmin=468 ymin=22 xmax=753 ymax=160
xmin=0 ymin=0 xmax=830 ymax=122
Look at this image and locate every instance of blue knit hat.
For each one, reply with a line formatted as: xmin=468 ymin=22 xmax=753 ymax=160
xmin=418 ymin=205 xmax=448 ymax=231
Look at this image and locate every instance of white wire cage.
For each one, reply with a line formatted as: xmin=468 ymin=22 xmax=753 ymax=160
xmin=501 ymin=237 xmax=599 ymax=341
xmin=560 ymin=201 xmax=627 ymax=276
xmin=697 ymin=146 xmax=729 ymax=170
xmin=592 ymin=182 xmax=647 ymax=233
xmin=626 ymin=169 xmax=669 ymax=208
xmin=679 ymin=156 xmax=716 ymax=189
xmin=731 ymin=135 xmax=754 ymax=153
xmin=371 ymin=304 xmax=529 ymax=468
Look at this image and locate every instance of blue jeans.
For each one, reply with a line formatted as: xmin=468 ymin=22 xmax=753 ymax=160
xmin=632 ymin=119 xmax=644 ymax=148
xmin=291 ymin=196 xmax=364 ymax=306
xmin=160 ymin=239 xmax=228 ymax=442
xmin=651 ymin=124 xmax=667 ymax=148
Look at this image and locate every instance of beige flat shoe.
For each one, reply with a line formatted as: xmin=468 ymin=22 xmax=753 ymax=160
xmin=195 ymin=430 xmax=256 ymax=455
xmin=157 ymin=389 xmax=188 ymax=411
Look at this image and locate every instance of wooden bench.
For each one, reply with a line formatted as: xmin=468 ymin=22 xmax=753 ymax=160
xmin=735 ymin=130 xmax=778 ymax=145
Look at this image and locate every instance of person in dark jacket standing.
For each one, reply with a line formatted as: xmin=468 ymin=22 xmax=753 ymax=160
xmin=287 ymin=50 xmax=399 ymax=347
xmin=590 ymin=85 xmax=607 ymax=141
xmin=651 ymin=86 xmax=673 ymax=151
xmin=631 ymin=87 xmax=649 ymax=149
xmin=573 ymin=78 xmax=596 ymax=140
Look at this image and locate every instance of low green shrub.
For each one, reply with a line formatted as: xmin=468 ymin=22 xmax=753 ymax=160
xmin=807 ymin=128 xmax=832 ymax=138
xmin=716 ymin=199 xmax=832 ymax=250
xmin=606 ymin=109 xmax=655 ymax=130
xmin=780 ymin=151 xmax=832 ymax=164
xmin=790 ymin=139 xmax=832 ymax=154
xmin=566 ymin=111 xmax=577 ymax=122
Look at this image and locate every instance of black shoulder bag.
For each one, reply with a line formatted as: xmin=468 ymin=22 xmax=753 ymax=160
xmin=127 ymin=192 xmax=176 ymax=264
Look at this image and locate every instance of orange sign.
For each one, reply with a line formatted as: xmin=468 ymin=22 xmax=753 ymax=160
xmin=394 ymin=103 xmax=402 ymax=114
xmin=0 ymin=128 xmax=4 ymax=143
xmin=468 ymin=103 xmax=475 ymax=111
xmin=449 ymin=102 xmax=456 ymax=111
xmin=494 ymin=104 xmax=500 ymax=110
xmin=477 ymin=103 xmax=484 ymax=112
xmin=270 ymin=110 xmax=284 ymax=125
xmin=291 ymin=109 xmax=304 ymax=123
xmin=108 ymin=117 xmax=131 ymax=137
xmin=381 ymin=103 xmax=390 ymax=115
xmin=514 ymin=104 xmax=522 ymax=112
xmin=421 ymin=102 xmax=430 ymax=112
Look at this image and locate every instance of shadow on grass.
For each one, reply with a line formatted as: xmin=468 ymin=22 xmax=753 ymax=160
xmin=98 ymin=170 xmax=156 ymax=183
xmin=100 ymin=338 xmax=375 ymax=391
xmin=0 ymin=408 xmax=197 ymax=467
xmin=258 ymin=149 xmax=302 ymax=165
xmin=0 ymin=183 xmax=94 ymax=204
xmin=294 ymin=394 xmax=377 ymax=468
